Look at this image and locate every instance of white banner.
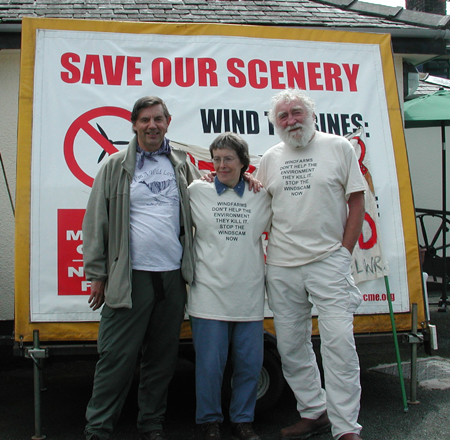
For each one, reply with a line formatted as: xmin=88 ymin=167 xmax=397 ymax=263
xmin=347 ymin=127 xmax=390 ymax=284
xmin=30 ymin=28 xmax=408 ymax=321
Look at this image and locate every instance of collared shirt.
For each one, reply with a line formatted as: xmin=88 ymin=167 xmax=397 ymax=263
xmin=214 ymin=176 xmax=245 ymax=197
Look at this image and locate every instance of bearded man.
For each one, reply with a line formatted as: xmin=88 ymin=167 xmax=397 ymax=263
xmin=256 ymin=89 xmax=366 ymax=440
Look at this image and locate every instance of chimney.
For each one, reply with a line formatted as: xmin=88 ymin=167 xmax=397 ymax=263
xmin=406 ymin=0 xmax=447 ymax=15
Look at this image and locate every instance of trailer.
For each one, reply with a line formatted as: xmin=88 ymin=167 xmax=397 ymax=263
xmin=10 ymin=16 xmax=434 ymax=437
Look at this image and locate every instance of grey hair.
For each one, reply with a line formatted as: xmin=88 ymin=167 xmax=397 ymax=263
xmin=268 ymin=89 xmax=316 ymax=125
xmin=209 ymin=132 xmax=250 ymax=178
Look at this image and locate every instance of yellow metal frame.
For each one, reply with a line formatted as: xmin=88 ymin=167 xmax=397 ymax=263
xmin=15 ymin=17 xmax=424 ymax=342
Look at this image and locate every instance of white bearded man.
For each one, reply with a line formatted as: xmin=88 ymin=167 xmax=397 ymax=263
xmin=257 ymin=89 xmax=366 ymax=440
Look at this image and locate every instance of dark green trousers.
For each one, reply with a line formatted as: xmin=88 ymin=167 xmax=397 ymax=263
xmin=85 ymin=269 xmax=187 ymax=439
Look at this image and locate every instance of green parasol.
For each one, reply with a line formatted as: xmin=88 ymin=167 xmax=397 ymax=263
xmin=404 ymin=90 xmax=450 ymax=128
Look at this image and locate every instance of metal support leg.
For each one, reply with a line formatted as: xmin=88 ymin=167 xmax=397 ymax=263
xmin=26 ymin=330 xmax=48 ymax=440
xmin=408 ymin=304 xmax=420 ymax=405
xmin=438 ymin=124 xmax=448 ymax=312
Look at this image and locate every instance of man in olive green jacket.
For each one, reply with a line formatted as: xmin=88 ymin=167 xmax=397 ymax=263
xmin=83 ymin=96 xmax=200 ymax=440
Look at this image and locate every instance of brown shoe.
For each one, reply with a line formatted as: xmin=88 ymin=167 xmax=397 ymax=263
xmin=231 ymin=422 xmax=261 ymax=440
xmin=201 ymin=422 xmax=221 ymax=439
xmin=280 ymin=412 xmax=331 ymax=439
xmin=338 ymin=434 xmax=362 ymax=440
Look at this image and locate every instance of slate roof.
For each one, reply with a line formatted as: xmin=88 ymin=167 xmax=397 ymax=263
xmin=0 ymin=0 xmax=449 ymax=32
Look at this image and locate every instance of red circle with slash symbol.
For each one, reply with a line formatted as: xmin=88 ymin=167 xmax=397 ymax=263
xmin=64 ymin=106 xmax=131 ymax=187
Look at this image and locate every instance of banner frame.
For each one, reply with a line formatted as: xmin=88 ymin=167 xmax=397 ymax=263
xmin=15 ymin=17 xmax=423 ymax=342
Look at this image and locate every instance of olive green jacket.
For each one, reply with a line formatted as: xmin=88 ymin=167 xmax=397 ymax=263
xmin=82 ymin=136 xmax=199 ymax=308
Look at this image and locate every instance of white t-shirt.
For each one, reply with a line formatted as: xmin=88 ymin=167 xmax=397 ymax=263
xmin=257 ymin=131 xmax=366 ymax=267
xmin=187 ymin=180 xmax=271 ymax=321
xmin=130 ymin=154 xmax=182 ymax=271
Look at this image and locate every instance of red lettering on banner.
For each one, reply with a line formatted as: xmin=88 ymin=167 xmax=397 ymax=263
xmin=363 ymin=293 xmax=395 ymax=302
xmin=270 ymin=60 xmax=285 ymax=89
xmin=248 ymin=59 xmax=268 ymax=89
xmin=82 ymin=55 xmax=103 ymax=84
xmin=60 ymin=53 xmax=142 ymax=86
xmin=359 ymin=212 xmax=377 ymax=250
xmin=103 ymin=55 xmax=125 ymax=86
xmin=58 ymin=209 xmax=87 ymax=295
xmin=308 ymin=63 xmax=323 ymax=91
xmin=355 ymin=135 xmax=368 ymax=176
xmin=175 ymin=57 xmax=195 ymax=87
xmin=152 ymin=57 xmax=172 ymax=86
xmin=61 ymin=53 xmax=358 ymax=91
xmin=127 ymin=57 xmax=142 ymax=85
xmin=152 ymin=57 xmax=218 ymax=88
xmin=286 ymin=62 xmax=306 ymax=89
xmin=324 ymin=63 xmax=343 ymax=91
xmin=227 ymin=59 xmax=359 ymax=91
xmin=227 ymin=58 xmax=359 ymax=92
xmin=343 ymin=64 xmax=359 ymax=92
xmin=198 ymin=58 xmax=218 ymax=86
xmin=227 ymin=58 xmax=247 ymax=88
xmin=61 ymin=53 xmax=81 ymax=83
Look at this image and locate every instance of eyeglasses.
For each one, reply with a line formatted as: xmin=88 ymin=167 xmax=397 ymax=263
xmin=212 ymin=156 xmax=238 ymax=164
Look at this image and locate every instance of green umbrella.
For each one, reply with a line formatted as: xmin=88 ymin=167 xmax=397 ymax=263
xmin=404 ymin=90 xmax=450 ymax=311
xmin=404 ymin=90 xmax=450 ymax=128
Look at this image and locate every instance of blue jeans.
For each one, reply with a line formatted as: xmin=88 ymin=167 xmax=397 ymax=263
xmin=191 ymin=317 xmax=264 ymax=424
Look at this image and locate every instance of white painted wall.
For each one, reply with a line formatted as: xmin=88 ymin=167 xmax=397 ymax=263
xmin=405 ymin=126 xmax=450 ymax=250
xmin=0 ymin=50 xmax=19 ymax=320
xmin=406 ymin=127 xmax=449 ymax=211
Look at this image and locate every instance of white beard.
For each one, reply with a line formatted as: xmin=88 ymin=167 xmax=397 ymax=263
xmin=276 ymin=120 xmax=316 ymax=149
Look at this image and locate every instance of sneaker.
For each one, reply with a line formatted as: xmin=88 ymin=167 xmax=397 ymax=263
xmin=230 ymin=422 xmax=261 ymax=440
xmin=201 ymin=422 xmax=221 ymax=439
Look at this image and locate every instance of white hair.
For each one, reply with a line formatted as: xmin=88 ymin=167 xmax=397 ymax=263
xmin=268 ymin=88 xmax=316 ymax=125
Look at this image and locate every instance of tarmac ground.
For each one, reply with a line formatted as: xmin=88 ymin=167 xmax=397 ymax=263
xmin=1 ymin=289 xmax=450 ymax=440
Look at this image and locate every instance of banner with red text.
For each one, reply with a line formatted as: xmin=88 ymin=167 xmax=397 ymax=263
xmin=22 ymin=19 xmax=413 ymax=321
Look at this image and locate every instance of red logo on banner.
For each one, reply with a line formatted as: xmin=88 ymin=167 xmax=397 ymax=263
xmin=64 ymin=106 xmax=131 ymax=187
xmin=58 ymin=209 xmax=89 ymax=295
